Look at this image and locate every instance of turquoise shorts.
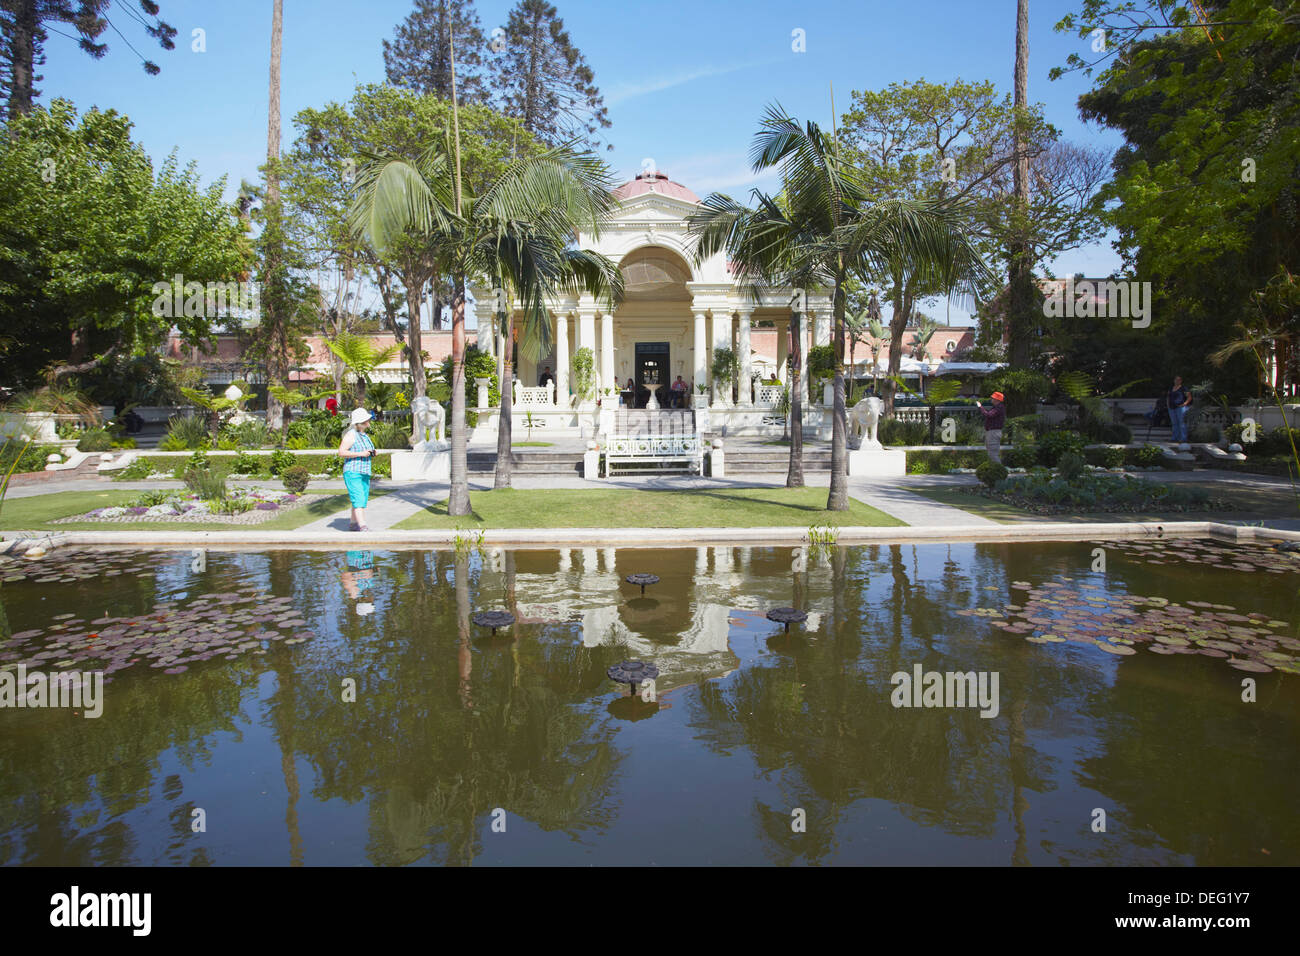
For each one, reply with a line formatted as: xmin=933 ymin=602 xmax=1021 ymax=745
xmin=343 ymin=472 xmax=371 ymax=508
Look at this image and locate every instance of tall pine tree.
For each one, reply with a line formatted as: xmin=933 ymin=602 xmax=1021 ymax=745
xmin=489 ymin=0 xmax=610 ymax=151
xmin=383 ymin=0 xmax=487 ymax=103
xmin=0 ymin=1 xmax=176 ymax=120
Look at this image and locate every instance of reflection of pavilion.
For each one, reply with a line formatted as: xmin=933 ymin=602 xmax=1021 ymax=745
xmin=484 ymin=546 xmax=834 ymax=690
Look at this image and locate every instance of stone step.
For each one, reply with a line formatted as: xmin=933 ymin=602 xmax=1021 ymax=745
xmin=466 ymin=452 xmax=583 ymax=474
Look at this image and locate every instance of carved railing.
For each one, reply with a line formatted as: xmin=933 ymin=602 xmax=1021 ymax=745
xmin=513 ymin=383 xmax=555 ymax=407
xmin=890 ymin=406 xmax=980 ymax=425
xmin=755 ymin=383 xmax=784 ymax=407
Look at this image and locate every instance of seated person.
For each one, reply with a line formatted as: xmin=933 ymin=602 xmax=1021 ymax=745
xmin=670 ymin=375 xmax=688 ymax=408
xmin=538 ymin=365 xmax=555 ymax=387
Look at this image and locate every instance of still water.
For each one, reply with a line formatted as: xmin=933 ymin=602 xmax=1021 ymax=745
xmin=1 ymin=540 xmax=1297 ymax=866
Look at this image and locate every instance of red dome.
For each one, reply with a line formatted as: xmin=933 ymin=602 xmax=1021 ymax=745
xmin=613 ymin=171 xmax=700 ymax=204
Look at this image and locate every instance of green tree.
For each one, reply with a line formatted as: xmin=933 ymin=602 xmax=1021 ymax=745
xmin=326 ymin=332 xmax=400 ymax=406
xmin=489 ymin=0 xmax=612 ymax=151
xmin=0 ymin=1 xmax=176 ymax=119
xmin=0 ymin=99 xmax=250 ymax=388
xmin=1056 ymin=0 xmax=1299 ymax=395
xmin=383 ymin=0 xmax=488 ymax=103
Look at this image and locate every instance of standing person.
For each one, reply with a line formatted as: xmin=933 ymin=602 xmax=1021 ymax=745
xmin=1168 ymin=376 xmax=1192 ymax=443
xmin=671 ymin=375 xmax=688 ymax=408
xmin=974 ymin=391 xmax=1006 ymax=464
xmin=339 ymin=408 xmax=376 ymax=532
xmin=538 ymin=365 xmax=555 ymax=387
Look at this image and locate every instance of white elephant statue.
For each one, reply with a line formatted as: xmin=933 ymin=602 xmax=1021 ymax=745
xmin=848 ymin=396 xmax=884 ymax=449
xmin=410 ymin=395 xmax=447 ymax=450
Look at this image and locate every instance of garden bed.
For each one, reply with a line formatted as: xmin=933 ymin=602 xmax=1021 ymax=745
xmin=52 ymin=488 xmax=323 ymax=525
xmin=961 ymin=471 xmax=1230 ymax=515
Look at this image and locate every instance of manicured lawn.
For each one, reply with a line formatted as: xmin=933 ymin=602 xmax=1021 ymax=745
xmin=0 ymin=489 xmax=383 ymax=532
xmin=909 ymin=479 xmax=1298 ymax=524
xmin=393 ymin=487 xmax=905 ymax=530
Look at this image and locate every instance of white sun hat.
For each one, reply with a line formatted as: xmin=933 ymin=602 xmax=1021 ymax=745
xmin=356 ymin=602 xmax=375 ymax=616
xmin=350 ymin=407 xmax=372 ymax=425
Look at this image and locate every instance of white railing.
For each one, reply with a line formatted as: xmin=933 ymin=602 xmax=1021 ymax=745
xmin=755 ymin=383 xmax=784 ymax=407
xmin=890 ymin=406 xmax=981 ymax=425
xmin=514 ymin=383 xmax=555 ymax=407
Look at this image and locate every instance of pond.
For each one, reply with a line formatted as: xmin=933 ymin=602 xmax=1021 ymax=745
xmin=0 ymin=538 xmax=1297 ymax=865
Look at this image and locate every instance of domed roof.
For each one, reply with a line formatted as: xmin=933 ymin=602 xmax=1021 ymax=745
xmin=612 ymin=171 xmax=700 ymax=204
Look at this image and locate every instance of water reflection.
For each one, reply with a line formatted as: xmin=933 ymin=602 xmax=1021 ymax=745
xmin=0 ymin=542 xmax=1296 ymax=865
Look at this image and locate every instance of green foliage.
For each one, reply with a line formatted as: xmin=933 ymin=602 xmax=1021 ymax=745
xmin=1056 ymin=451 xmax=1088 ymax=482
xmin=570 ymin=347 xmax=596 ymax=402
xmin=183 ymin=468 xmax=228 ymax=502
xmin=711 ymin=347 xmax=739 ymax=384
xmin=806 ymin=345 xmax=836 ymax=381
xmin=0 ymin=100 xmax=250 ymax=389
xmin=371 ymin=454 xmax=392 ymax=479
xmin=985 ymin=368 xmax=1053 ymax=416
xmin=1036 ymin=430 xmax=1087 ymax=467
xmin=878 ymin=418 xmax=929 ymax=446
xmin=219 ymin=419 xmax=274 ymax=449
xmin=231 ymin=452 xmax=262 ymax=476
xmin=1135 ymin=445 xmax=1166 ymax=467
xmin=269 ymin=450 xmax=298 ymax=476
xmin=1002 ymin=444 xmax=1039 ymax=469
xmin=281 ymin=465 xmax=310 ymax=494
xmin=75 ymin=427 xmax=115 ymax=452
xmin=368 ymin=419 xmax=410 ymax=449
xmin=286 ymin=409 xmax=347 ymax=448
xmin=976 ymin=460 xmax=1009 ymax=488
xmin=114 ymin=457 xmax=154 ymax=480
xmin=160 ymin=414 xmax=213 ymax=451
xmin=438 ymin=346 xmax=499 ymax=409
xmin=981 ymin=470 xmax=1216 ymax=512
xmin=0 ymin=440 xmax=55 ymax=475
xmin=1086 ymin=445 xmax=1128 ymax=469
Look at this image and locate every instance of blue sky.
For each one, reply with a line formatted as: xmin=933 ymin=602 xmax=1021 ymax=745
xmin=35 ymin=0 xmax=1124 ymax=322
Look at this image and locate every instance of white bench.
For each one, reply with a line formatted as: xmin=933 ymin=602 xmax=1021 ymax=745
xmin=603 ymin=434 xmax=705 ymax=477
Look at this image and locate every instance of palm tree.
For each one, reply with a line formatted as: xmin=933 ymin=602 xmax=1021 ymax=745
xmin=264 ymin=0 xmax=287 ymax=434
xmin=481 ymin=151 xmax=623 ymax=489
xmin=325 ymin=332 xmax=400 ymax=406
xmin=691 ymin=104 xmax=991 ymax=509
xmin=909 ymin=316 xmax=938 ymax=395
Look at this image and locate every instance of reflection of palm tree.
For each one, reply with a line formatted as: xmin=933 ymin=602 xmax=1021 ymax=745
xmin=267 ymin=551 xmax=303 ymax=866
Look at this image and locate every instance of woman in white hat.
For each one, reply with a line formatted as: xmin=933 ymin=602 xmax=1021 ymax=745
xmin=339 ymin=407 xmax=376 ymax=531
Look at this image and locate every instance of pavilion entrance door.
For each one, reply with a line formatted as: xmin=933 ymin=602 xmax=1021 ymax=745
xmin=634 ymin=341 xmax=669 ymax=408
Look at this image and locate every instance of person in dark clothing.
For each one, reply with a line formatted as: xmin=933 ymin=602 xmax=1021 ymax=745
xmin=1167 ymin=376 xmax=1191 ymax=443
xmin=538 ymin=366 xmax=555 ymax=388
xmin=974 ymin=391 xmax=1006 ymax=463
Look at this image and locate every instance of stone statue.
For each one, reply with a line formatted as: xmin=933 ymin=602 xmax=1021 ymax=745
xmin=848 ymin=395 xmax=884 ymax=449
xmin=409 ymin=395 xmax=448 ymax=450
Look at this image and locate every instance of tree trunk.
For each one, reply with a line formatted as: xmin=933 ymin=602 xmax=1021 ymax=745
xmin=6 ymin=0 xmax=38 ymax=118
xmin=264 ymin=0 xmax=286 ymax=433
xmin=1008 ymin=0 xmax=1034 ymax=369
xmin=494 ymin=344 xmax=514 ymax=489
xmin=447 ymin=279 xmax=471 ymax=515
xmin=884 ymin=283 xmax=915 ymax=416
xmin=786 ymin=313 xmax=805 ymax=488
xmin=827 ymin=279 xmax=849 ymax=511
xmin=405 ymin=278 xmax=427 ymax=400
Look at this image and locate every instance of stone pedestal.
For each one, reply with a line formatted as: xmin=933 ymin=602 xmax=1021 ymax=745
xmin=583 ymin=441 xmax=599 ymax=479
xmin=847 ymin=446 xmax=906 ymax=477
xmin=391 ymin=447 xmax=451 ymax=481
xmin=709 ymin=438 xmax=725 ymax=478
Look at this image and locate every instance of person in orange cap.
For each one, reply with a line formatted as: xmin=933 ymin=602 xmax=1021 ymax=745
xmin=974 ymin=391 xmax=1006 ymax=464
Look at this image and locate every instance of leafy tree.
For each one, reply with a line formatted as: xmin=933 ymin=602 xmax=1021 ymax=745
xmin=0 ymin=99 xmax=249 ymax=389
xmin=489 ymin=0 xmax=611 ymax=151
xmin=383 ymin=0 xmax=488 ymax=103
xmin=326 ymin=332 xmax=399 ymax=405
xmin=0 ymin=0 xmax=176 ymax=119
xmin=1056 ymin=0 xmax=1299 ymax=396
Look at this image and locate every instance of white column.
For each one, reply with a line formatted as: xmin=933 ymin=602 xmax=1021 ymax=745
xmin=582 ymin=547 xmax=597 ymax=572
xmin=814 ymin=311 xmax=830 ymax=347
xmin=711 ymin=311 xmax=731 ymax=406
xmin=737 ymin=310 xmax=752 ymax=405
xmin=600 ymin=312 xmax=615 ymax=397
xmin=693 ymin=311 xmax=708 ymax=398
xmin=558 ymin=548 xmax=572 ymax=573
xmin=695 ymin=547 xmax=708 ymax=577
xmin=799 ymin=317 xmax=811 ymax=407
xmin=603 ymin=548 xmax=616 ymax=573
xmin=776 ymin=319 xmax=789 ymax=385
xmin=555 ymin=312 xmax=569 ymax=406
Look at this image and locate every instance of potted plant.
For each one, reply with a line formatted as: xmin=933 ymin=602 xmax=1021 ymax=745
xmin=694 ymin=383 xmax=709 ymax=408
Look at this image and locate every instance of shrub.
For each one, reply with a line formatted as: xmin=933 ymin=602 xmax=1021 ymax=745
xmin=976 ymin=460 xmax=1008 ymax=488
xmin=439 ymin=345 xmax=501 ymax=409
xmin=114 ymin=456 xmax=154 ymax=480
xmin=132 ymin=488 xmax=174 ymax=507
xmin=281 ymin=465 xmax=310 ymax=494
xmin=879 ymin=418 xmax=928 ymax=446
xmin=1086 ymin=446 xmax=1127 ymax=469
xmin=1187 ymin=422 xmax=1220 ymax=443
xmin=1098 ymin=422 xmax=1132 ymax=444
xmin=161 ymin=414 xmax=211 ymax=451
xmin=75 ymin=426 xmax=115 ymax=451
xmin=807 ymin=345 xmax=836 ymax=382
xmin=368 ymin=419 xmax=409 ymax=449
xmin=1259 ymin=426 xmax=1300 ymax=457
xmin=184 ymin=467 xmax=228 ymax=502
xmin=187 ymin=450 xmax=211 ymax=472
xmin=1002 ymin=444 xmax=1038 ymax=469
xmin=908 ymin=457 xmax=933 ymax=474
xmin=1135 ymin=445 xmax=1165 ymax=467
xmin=220 ymin=419 xmax=272 ymax=448
xmin=232 ymin=451 xmax=261 ymax=475
xmin=1036 ymin=429 xmax=1087 ymax=467
xmin=286 ymin=409 xmax=346 ymax=448
xmin=269 ymin=449 xmax=298 ymax=476
xmin=213 ymin=497 xmax=255 ymax=515
xmin=1056 ymin=451 xmax=1087 ymax=481
xmin=0 ymin=441 xmax=57 ymax=474
xmin=372 ymin=454 xmax=392 ymax=479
